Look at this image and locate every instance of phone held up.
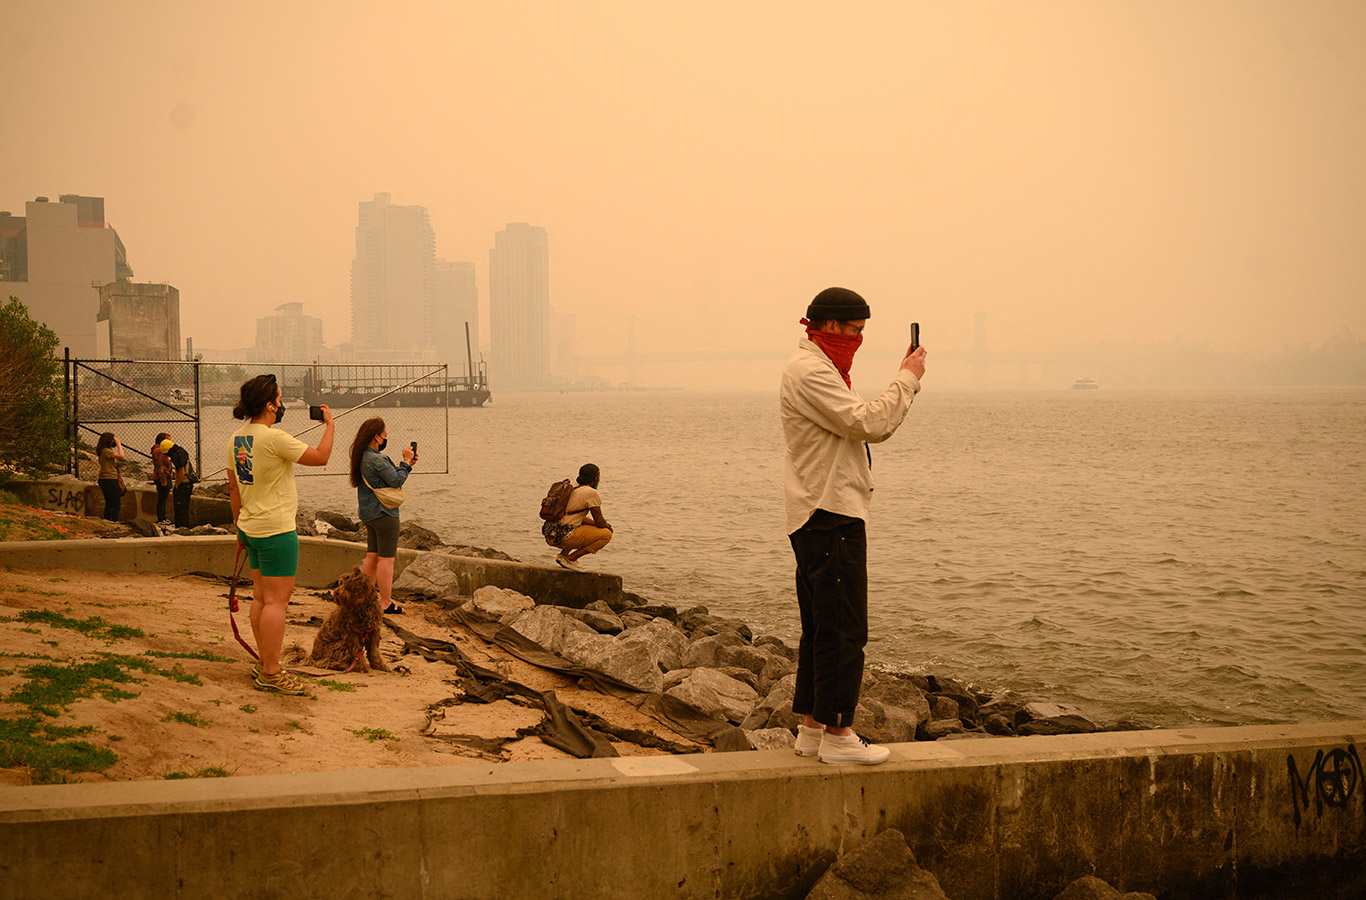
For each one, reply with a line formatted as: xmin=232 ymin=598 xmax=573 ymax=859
xmin=910 ymin=322 xmax=920 ymax=352
xmin=410 ymin=441 xmax=418 ymax=456
xmin=308 ymin=405 xmax=324 ymax=421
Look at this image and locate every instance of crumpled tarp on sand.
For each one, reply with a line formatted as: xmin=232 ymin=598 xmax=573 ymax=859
xmin=384 ymin=610 xmax=749 ymax=759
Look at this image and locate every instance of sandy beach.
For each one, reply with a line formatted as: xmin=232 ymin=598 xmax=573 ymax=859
xmin=0 ymin=563 xmax=697 ymax=785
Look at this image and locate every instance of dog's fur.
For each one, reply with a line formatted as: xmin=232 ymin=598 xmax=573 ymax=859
xmin=309 ymin=566 xmax=388 ymax=672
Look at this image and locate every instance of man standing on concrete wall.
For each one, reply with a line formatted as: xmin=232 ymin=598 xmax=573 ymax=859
xmin=780 ymin=287 xmax=926 ymax=765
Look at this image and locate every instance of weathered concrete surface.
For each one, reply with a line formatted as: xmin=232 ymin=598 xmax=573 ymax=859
xmin=5 ymin=477 xmax=231 ymax=526
xmin=0 ymin=535 xmax=621 ymax=607
xmin=0 ymin=723 xmax=1361 ymax=900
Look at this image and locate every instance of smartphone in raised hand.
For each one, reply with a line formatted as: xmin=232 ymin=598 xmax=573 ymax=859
xmin=910 ymin=322 xmax=920 ymax=352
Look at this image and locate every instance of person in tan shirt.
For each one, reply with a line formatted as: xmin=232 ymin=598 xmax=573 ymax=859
xmin=780 ymin=287 xmax=925 ymax=765
xmin=554 ymin=463 xmax=612 ymax=571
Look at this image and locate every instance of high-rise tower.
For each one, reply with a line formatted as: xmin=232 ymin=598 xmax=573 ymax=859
xmin=489 ymin=223 xmax=549 ymax=389
xmin=350 ymin=193 xmax=434 ymax=350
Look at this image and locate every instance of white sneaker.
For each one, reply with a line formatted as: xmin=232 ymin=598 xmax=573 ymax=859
xmin=794 ymin=724 xmax=824 ymax=757
xmin=818 ymin=731 xmax=891 ymax=765
xmin=556 ymin=555 xmax=582 ymax=571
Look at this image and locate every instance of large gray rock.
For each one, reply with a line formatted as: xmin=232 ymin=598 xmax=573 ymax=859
xmin=741 ymin=674 xmax=802 ymax=731
xmin=557 ymin=605 xmax=624 ymax=635
xmin=1015 ymin=701 xmax=1088 ymax=726
xmin=468 ymin=585 xmax=535 ymax=619
xmin=929 ymin=695 xmax=959 ymax=721
xmin=916 ymin=719 xmax=966 ymax=741
xmin=862 ymin=674 xmax=932 ymax=724
xmin=398 ymin=521 xmax=446 ymax=551
xmin=853 ymin=698 xmax=921 ymax=744
xmin=578 ymin=636 xmax=664 ymax=693
xmin=682 ymin=631 xmax=749 ymax=669
xmin=805 ymin=828 xmax=950 ymax=900
xmin=508 ymin=605 xmax=597 ymax=658
xmin=390 ymin=552 xmax=463 ymax=600
xmin=314 ymin=509 xmax=359 ymax=531
xmin=745 ymin=727 xmax=796 ymax=752
xmin=1018 ymin=714 xmax=1097 ymax=736
xmin=618 ymin=618 xmax=688 ymax=671
xmin=665 ymin=667 xmax=759 ymax=723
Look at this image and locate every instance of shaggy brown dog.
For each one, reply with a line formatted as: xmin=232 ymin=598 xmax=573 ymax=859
xmin=309 ymin=567 xmax=388 ymax=672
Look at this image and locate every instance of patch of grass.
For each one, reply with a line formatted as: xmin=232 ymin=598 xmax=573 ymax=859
xmin=247 ymin=727 xmax=260 ymax=733
xmin=163 ymin=765 xmax=231 ymax=780
xmin=40 ymin=640 xmax=58 ymax=648
xmin=108 ymin=734 xmax=124 ymax=742
xmin=317 ymin=679 xmax=357 ymax=693
xmin=169 ymin=629 xmax=196 ymax=636
xmin=162 ymin=711 xmax=211 ymax=727
xmin=0 ymin=489 xmax=20 ymax=504
xmin=143 ymin=649 xmax=234 ymax=663
xmin=0 ymin=667 xmax=12 ymax=676
xmin=2 ymin=652 xmax=56 ymax=661
xmin=0 ymin=716 xmax=117 ymax=783
xmin=348 ymin=727 xmax=398 ymax=742
xmin=9 ymin=610 xmax=142 ymax=641
xmin=239 ymin=704 xmax=258 ymax=714
xmin=2 ymin=586 xmax=66 ymax=597
xmin=6 ymin=654 xmax=204 ymax=717
xmin=18 ymin=627 xmax=40 ymax=635
xmin=285 ymin=720 xmax=303 ymax=730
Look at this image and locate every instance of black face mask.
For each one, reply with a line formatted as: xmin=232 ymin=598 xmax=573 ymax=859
xmin=376 ymin=438 xmax=387 ymax=451
xmin=274 ymin=404 xmax=285 ymax=424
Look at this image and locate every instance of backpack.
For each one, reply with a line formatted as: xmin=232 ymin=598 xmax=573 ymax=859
xmin=538 ymin=479 xmax=576 ymax=521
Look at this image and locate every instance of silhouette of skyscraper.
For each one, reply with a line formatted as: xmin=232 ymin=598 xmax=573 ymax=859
xmin=350 ymin=193 xmax=433 ymax=351
xmin=489 ymin=223 xmax=549 ymax=389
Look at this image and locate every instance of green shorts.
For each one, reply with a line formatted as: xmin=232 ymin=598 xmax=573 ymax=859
xmin=238 ymin=530 xmax=300 ymax=578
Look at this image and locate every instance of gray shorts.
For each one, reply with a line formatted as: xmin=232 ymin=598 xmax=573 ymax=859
xmin=363 ymin=514 xmax=401 ymax=558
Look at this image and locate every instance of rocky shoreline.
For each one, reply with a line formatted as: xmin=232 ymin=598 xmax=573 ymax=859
xmin=295 ymin=507 xmax=1137 ymax=748
xmin=13 ymin=482 xmax=1142 ymax=747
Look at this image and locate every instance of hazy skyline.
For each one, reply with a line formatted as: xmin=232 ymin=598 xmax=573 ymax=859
xmin=4 ymin=1 xmax=1363 ymax=386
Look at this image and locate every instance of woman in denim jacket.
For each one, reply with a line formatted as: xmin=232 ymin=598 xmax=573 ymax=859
xmin=349 ymin=417 xmax=415 ymax=614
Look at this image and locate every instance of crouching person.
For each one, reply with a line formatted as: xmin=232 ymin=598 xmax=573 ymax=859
xmin=548 ymin=463 xmax=612 ymax=572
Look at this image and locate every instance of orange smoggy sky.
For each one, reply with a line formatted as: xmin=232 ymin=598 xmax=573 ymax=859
xmin=4 ymin=1 xmax=1364 ymax=378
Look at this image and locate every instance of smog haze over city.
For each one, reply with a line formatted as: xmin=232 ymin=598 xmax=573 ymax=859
xmin=5 ymin=0 xmax=1365 ymax=389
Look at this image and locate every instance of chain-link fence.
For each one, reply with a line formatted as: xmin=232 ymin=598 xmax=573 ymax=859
xmin=67 ymin=358 xmax=450 ymax=483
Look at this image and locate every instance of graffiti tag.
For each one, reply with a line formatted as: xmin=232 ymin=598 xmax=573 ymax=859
xmin=44 ymin=488 xmax=86 ymax=514
xmin=1287 ymin=744 xmax=1362 ymax=827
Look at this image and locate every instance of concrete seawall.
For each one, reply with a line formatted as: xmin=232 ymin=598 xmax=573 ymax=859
xmin=0 ymin=535 xmax=622 ymax=609
xmin=1 ymin=723 xmax=1362 ymax=899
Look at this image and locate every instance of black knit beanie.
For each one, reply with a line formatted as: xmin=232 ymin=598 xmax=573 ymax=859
xmin=806 ymin=287 xmax=871 ymax=321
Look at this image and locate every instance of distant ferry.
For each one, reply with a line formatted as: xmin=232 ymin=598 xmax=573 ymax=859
xmin=1071 ymin=378 xmax=1099 ymax=390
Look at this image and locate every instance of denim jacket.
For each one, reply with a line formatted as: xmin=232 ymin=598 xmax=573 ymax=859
xmin=358 ymin=448 xmax=410 ymax=521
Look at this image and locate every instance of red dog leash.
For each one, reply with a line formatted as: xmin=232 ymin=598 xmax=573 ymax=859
xmin=341 ymin=626 xmax=374 ymax=674
xmin=227 ymin=540 xmax=260 ymax=661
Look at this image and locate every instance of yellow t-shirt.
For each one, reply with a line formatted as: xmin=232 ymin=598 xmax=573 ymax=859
xmin=227 ymin=423 xmax=309 ymax=538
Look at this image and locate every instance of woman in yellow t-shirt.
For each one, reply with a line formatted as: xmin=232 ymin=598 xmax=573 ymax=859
xmin=226 ymin=373 xmax=334 ymax=696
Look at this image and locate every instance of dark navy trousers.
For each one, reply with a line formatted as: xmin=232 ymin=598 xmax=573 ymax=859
xmin=789 ymin=509 xmax=868 ymax=728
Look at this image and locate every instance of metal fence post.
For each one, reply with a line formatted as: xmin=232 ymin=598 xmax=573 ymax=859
xmin=71 ymin=358 xmax=81 ymax=479
xmin=193 ymin=359 xmax=202 ymax=480
xmin=63 ymin=347 xmax=72 ymax=474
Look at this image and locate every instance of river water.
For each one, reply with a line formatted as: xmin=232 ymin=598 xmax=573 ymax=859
xmin=201 ymin=386 xmax=1366 ymax=730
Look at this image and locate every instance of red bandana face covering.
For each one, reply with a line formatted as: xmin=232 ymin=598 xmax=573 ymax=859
xmin=800 ymin=318 xmax=862 ymax=388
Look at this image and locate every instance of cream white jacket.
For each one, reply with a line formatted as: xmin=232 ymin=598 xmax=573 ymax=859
xmin=780 ymin=338 xmax=919 ymax=534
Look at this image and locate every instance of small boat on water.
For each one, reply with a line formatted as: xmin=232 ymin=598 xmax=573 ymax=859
xmin=1071 ymin=378 xmax=1099 ymax=390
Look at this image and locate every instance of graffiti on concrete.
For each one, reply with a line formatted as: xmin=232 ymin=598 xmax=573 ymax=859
xmin=44 ymin=487 xmax=88 ymax=514
xmin=1287 ymin=744 xmax=1362 ymax=827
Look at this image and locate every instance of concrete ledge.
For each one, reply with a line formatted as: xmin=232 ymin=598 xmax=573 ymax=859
xmin=1 ymin=723 xmax=1362 ymax=899
xmin=4 ymin=477 xmax=231 ymax=526
xmin=0 ymin=536 xmax=621 ymax=606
